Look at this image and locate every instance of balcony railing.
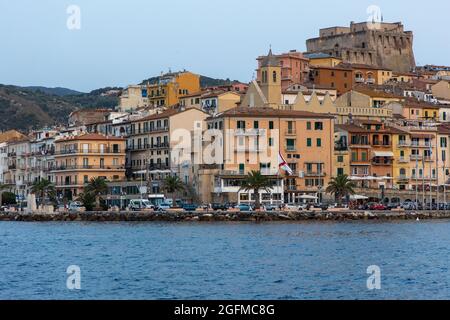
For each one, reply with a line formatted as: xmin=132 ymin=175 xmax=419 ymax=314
xmin=397 ymin=175 xmax=410 ymax=181
xmin=410 ymin=155 xmax=423 ymax=161
xmin=398 ymin=157 xmax=409 ymax=163
xmin=397 ymin=141 xmax=410 ymax=147
xmin=55 ymin=148 xmax=123 ymax=155
xmin=285 ymin=129 xmax=297 ymax=136
xmin=304 ymin=171 xmax=327 ymax=177
xmin=53 ymin=165 xmax=125 ymax=171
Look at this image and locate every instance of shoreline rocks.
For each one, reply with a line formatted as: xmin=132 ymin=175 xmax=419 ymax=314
xmin=1 ymin=210 xmax=450 ymax=222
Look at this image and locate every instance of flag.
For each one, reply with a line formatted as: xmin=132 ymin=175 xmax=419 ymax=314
xmin=278 ymin=152 xmax=293 ymax=175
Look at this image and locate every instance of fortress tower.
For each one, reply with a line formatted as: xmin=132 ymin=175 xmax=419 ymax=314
xmin=306 ymin=21 xmax=416 ymax=73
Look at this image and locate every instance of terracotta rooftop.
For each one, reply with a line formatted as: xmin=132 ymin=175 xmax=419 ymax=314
xmin=353 ymin=88 xmax=404 ymax=99
xmin=213 ymin=107 xmax=335 ymax=120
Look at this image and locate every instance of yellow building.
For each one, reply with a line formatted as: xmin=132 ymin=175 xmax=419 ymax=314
xmin=180 ymin=90 xmax=241 ymax=115
xmin=306 ymin=53 xmax=343 ymax=67
xmin=119 ymin=71 xmax=200 ymax=111
xmin=54 ymin=133 xmax=126 ymax=200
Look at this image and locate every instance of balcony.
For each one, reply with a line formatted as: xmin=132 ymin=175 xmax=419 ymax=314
xmin=372 ymin=161 xmax=393 ymax=166
xmin=397 ymin=141 xmax=410 ymax=147
xmin=410 ymin=142 xmax=432 ymax=148
xmin=410 ymin=155 xmax=423 ymax=161
xmin=285 ymin=129 xmax=297 ymax=136
xmin=424 ymin=156 xmax=434 ymax=162
xmin=355 ymin=77 xmax=365 ymax=83
xmin=366 ymin=78 xmax=375 ymax=84
xmin=304 ymin=171 xmax=327 ymax=177
xmin=53 ymin=165 xmax=125 ymax=171
xmin=285 ymin=145 xmax=297 ymax=152
xmin=396 ymin=175 xmax=410 ymax=181
xmin=55 ymin=148 xmax=123 ymax=155
xmin=235 ymin=129 xmax=265 ymax=136
xmin=398 ymin=157 xmax=409 ymax=163
xmin=372 ymin=142 xmax=392 ymax=148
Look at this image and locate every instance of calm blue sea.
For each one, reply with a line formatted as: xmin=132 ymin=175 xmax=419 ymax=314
xmin=0 ymin=220 xmax=449 ymax=300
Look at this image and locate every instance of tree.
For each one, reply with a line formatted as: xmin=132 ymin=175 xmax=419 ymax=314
xmin=326 ymin=174 xmax=356 ymax=205
xmin=162 ymin=176 xmax=185 ymax=206
xmin=85 ymin=177 xmax=108 ymax=210
xmin=0 ymin=184 xmax=10 ymax=207
xmin=239 ymin=171 xmax=273 ymax=210
xmin=78 ymin=192 xmax=96 ymax=211
xmin=31 ymin=179 xmax=56 ymax=206
xmin=1 ymin=192 xmax=16 ymax=206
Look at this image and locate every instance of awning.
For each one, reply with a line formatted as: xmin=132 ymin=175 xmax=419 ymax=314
xmin=373 ymin=151 xmax=394 ymax=158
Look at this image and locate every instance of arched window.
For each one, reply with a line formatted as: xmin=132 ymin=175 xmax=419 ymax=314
xmin=273 ymin=71 xmax=277 ymax=83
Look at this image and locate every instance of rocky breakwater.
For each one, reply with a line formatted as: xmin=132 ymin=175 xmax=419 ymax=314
xmin=2 ymin=210 xmax=450 ymax=222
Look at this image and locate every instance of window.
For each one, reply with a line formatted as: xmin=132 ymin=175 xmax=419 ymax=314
xmin=361 ymin=152 xmax=367 ymax=161
xmin=306 ymin=138 xmax=312 ymax=147
xmin=306 ymin=122 xmax=311 ymax=130
xmin=286 ymin=139 xmax=296 ymax=151
xmin=441 ymin=137 xmax=447 ymax=148
xmin=269 ymin=138 xmax=274 ymax=147
xmin=337 ymin=156 xmax=344 ymax=163
xmin=315 ymin=122 xmax=323 ymax=130
xmin=237 ymin=121 xmax=246 ymax=129
xmin=239 ymin=163 xmax=245 ymax=174
xmin=351 ymin=152 xmax=358 ymax=161
xmin=269 ymin=121 xmax=274 ymax=130
xmin=254 ymin=121 xmax=259 ymax=129
xmin=273 ymin=71 xmax=277 ymax=83
xmin=337 ymin=168 xmax=344 ymax=176
xmin=316 ymin=138 xmax=322 ymax=147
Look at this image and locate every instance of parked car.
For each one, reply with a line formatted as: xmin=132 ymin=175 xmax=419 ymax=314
xmin=265 ymin=204 xmax=280 ymax=211
xmin=211 ymin=203 xmax=227 ymax=211
xmin=182 ymin=203 xmax=198 ymax=212
xmin=401 ymin=201 xmax=417 ymax=210
xmin=68 ymin=201 xmax=84 ymax=212
xmin=237 ymin=204 xmax=253 ymax=212
xmin=157 ymin=202 xmax=172 ymax=211
xmin=369 ymin=203 xmax=387 ymax=211
xmin=128 ymin=199 xmax=154 ymax=211
xmin=386 ymin=202 xmax=401 ymax=210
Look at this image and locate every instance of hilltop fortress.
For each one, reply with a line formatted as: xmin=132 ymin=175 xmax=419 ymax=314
xmin=306 ymin=21 xmax=416 ymax=73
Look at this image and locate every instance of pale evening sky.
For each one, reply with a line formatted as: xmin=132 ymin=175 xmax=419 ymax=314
xmin=0 ymin=0 xmax=448 ymax=92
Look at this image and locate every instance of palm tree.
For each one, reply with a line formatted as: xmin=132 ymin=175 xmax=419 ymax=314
xmin=239 ymin=171 xmax=273 ymax=210
xmin=85 ymin=177 xmax=108 ymax=210
xmin=326 ymin=174 xmax=356 ymax=205
xmin=162 ymin=176 xmax=185 ymax=206
xmin=31 ymin=179 xmax=55 ymax=206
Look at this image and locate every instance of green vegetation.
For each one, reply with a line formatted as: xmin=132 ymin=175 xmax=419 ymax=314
xmin=83 ymin=177 xmax=109 ymax=210
xmin=239 ymin=171 xmax=273 ymax=210
xmin=0 ymin=84 xmax=119 ymax=131
xmin=31 ymin=179 xmax=56 ymax=206
xmin=1 ymin=192 xmax=16 ymax=206
xmin=162 ymin=176 xmax=185 ymax=204
xmin=326 ymin=174 xmax=356 ymax=204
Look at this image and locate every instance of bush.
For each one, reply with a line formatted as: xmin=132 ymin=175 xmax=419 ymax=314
xmin=2 ymin=192 xmax=17 ymax=205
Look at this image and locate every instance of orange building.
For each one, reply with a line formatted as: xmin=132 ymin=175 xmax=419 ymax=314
xmin=200 ymin=107 xmax=335 ymax=204
xmin=54 ymin=133 xmax=126 ymax=200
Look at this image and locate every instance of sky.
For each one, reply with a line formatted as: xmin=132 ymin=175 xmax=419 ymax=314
xmin=0 ymin=0 xmax=449 ymax=92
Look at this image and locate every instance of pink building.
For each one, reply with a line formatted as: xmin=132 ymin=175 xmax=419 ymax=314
xmin=257 ymin=50 xmax=310 ymax=90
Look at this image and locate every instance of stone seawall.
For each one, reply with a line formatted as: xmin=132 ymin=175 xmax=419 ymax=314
xmin=2 ymin=210 xmax=450 ymax=222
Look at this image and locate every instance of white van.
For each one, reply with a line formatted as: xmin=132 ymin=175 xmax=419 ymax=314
xmin=128 ymin=199 xmax=154 ymax=211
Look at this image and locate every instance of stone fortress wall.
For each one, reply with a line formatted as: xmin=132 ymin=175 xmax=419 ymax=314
xmin=306 ymin=21 xmax=416 ymax=73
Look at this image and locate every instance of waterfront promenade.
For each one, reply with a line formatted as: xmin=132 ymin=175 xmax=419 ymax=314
xmin=2 ymin=209 xmax=450 ymax=222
